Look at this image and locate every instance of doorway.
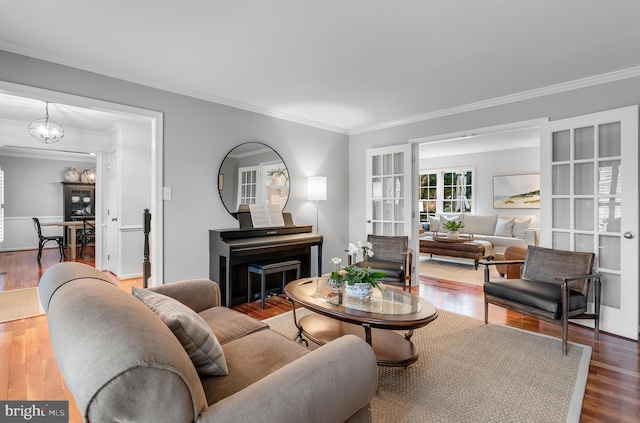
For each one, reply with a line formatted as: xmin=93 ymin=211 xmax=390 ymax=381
xmin=0 ymin=82 xmax=163 ymax=283
xmin=412 ymin=120 xmax=544 ymax=286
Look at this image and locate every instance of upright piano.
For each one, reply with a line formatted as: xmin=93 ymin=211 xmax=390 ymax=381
xmin=209 ymin=212 xmax=323 ymax=306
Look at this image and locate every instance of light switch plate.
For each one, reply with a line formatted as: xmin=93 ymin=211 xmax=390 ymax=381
xmin=163 ymin=187 xmax=172 ymax=200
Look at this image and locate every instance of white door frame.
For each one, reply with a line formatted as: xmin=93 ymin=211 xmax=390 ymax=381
xmin=0 ymin=81 xmax=164 ymax=284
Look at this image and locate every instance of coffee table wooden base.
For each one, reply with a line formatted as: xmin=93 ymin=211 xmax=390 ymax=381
xmin=298 ymin=313 xmax=419 ymax=367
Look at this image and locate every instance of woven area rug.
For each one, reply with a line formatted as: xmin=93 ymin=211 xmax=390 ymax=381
xmin=0 ymin=288 xmax=45 ymax=323
xmin=264 ymin=308 xmax=591 ymax=423
xmin=419 ymin=255 xmax=500 ymax=286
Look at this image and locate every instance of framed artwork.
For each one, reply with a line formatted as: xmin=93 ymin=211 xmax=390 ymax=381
xmin=493 ymin=173 xmax=540 ymax=209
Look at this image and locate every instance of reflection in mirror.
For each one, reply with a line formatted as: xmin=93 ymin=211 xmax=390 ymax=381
xmin=218 ymin=142 xmax=289 ymax=216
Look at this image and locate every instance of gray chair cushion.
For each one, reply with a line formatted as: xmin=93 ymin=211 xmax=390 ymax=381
xmin=133 ymin=286 xmax=229 ymax=376
xmin=484 ymin=279 xmax=588 ymax=318
xmin=362 ymin=259 xmax=404 ymax=279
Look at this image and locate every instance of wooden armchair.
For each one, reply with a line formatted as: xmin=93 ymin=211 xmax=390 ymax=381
xmin=356 ymin=234 xmax=413 ymax=293
xmin=479 ymin=246 xmax=602 ymax=355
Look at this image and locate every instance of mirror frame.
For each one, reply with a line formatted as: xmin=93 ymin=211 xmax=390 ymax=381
xmin=217 ymin=142 xmax=290 ymax=218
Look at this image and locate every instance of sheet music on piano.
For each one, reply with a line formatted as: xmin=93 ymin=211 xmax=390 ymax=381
xmin=249 ymin=204 xmax=285 ymax=228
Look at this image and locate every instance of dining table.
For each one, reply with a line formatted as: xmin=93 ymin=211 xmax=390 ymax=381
xmin=41 ymin=220 xmax=95 ymax=260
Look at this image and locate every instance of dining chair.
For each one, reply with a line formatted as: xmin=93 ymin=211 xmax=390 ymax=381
xmin=32 ymin=217 xmax=65 ymax=261
xmin=78 ymin=220 xmax=96 ymax=257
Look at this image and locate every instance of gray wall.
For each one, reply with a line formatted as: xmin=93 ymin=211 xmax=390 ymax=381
xmin=0 ymin=155 xmax=95 ymax=250
xmin=0 ymin=156 xmax=95 ymax=217
xmin=0 ymin=50 xmax=349 ymax=281
xmin=349 ymin=77 xmax=640 ymax=243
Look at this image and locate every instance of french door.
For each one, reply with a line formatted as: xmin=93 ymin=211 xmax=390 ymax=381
xmin=237 ymin=165 xmax=259 ymax=209
xmin=365 ymin=145 xmax=413 ymax=237
xmin=541 ymin=105 xmax=638 ymax=340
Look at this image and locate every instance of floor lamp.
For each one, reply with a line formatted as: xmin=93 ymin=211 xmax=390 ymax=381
xmin=307 ymin=176 xmax=327 ymax=233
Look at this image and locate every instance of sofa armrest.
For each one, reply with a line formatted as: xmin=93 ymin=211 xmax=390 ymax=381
xmin=147 ymin=279 xmax=221 ymax=312
xmin=524 ymin=228 xmax=539 ymax=246
xmin=198 ymin=334 xmax=377 ymax=423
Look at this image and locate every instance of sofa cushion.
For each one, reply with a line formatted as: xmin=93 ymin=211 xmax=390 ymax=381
xmin=201 ymin=328 xmax=310 ymax=405
xmin=463 ymin=214 xmax=498 ymax=236
xmin=198 ymin=306 xmax=268 ymax=345
xmin=132 ymin=287 xmax=229 ymax=376
xmin=494 ymin=217 xmax=516 ymax=237
xmin=512 ymin=218 xmax=533 ymax=238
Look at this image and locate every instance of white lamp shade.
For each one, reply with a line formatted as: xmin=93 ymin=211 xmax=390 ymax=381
xmin=307 ymin=176 xmax=327 ymax=201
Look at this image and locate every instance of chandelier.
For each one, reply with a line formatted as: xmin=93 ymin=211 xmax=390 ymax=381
xmin=28 ymin=102 xmax=64 ymax=144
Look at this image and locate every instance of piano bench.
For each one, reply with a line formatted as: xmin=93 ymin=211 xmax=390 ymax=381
xmin=248 ymin=260 xmax=301 ymax=309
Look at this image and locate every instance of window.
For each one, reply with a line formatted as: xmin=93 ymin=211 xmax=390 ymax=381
xmin=418 ymin=173 xmax=437 ymax=222
xmin=419 ymin=168 xmax=474 ymax=220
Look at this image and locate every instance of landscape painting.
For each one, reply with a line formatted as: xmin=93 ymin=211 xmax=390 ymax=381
xmin=493 ymin=173 xmax=540 ymax=209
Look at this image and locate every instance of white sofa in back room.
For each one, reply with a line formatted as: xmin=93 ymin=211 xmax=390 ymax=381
xmin=424 ymin=213 xmax=539 ymax=255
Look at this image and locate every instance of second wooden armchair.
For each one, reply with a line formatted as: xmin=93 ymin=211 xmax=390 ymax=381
xmin=480 ymin=245 xmax=602 ymax=355
xmin=358 ymin=234 xmax=413 ymax=293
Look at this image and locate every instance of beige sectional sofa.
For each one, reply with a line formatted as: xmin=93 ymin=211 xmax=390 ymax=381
xmin=424 ymin=213 xmax=539 ymax=254
xmin=39 ymin=262 xmax=378 ymax=423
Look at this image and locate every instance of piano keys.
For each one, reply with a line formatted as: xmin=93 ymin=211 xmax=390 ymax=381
xmin=209 ymin=213 xmax=323 ymax=306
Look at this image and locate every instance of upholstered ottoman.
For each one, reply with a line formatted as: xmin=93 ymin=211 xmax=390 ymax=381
xmin=419 ymin=237 xmax=493 ymax=269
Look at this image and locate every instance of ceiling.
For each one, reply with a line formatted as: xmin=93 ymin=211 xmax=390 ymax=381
xmin=1 ymin=1 xmax=640 ymax=134
xmin=0 ymin=92 xmax=151 ymax=133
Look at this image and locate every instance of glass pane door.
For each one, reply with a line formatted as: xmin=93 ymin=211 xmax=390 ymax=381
xmin=366 ymin=145 xmax=412 ymax=237
xmin=542 ymin=106 xmax=638 ymax=340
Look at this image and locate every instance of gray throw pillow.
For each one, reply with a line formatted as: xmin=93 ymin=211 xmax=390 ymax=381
xmin=132 ymin=286 xmax=228 ymax=376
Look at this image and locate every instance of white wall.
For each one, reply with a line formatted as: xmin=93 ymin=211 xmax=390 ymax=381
xmin=0 ymin=50 xmax=350 ymax=282
xmin=107 ymin=123 xmax=152 ymax=278
xmin=420 ymin=146 xmax=541 ymax=222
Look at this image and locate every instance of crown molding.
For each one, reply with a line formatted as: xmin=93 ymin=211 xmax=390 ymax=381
xmin=0 ymin=44 xmax=349 ymax=135
xmin=349 ymin=66 xmax=640 ymax=135
xmin=4 ymin=43 xmax=640 ymax=137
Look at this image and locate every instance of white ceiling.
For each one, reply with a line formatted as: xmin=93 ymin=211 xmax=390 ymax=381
xmin=1 ymin=1 xmax=640 ymax=134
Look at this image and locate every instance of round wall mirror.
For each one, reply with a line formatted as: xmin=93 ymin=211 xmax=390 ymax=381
xmin=218 ymin=142 xmax=290 ymax=217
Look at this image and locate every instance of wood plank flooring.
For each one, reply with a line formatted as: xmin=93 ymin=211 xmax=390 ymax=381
xmin=0 ymin=249 xmax=638 ymax=422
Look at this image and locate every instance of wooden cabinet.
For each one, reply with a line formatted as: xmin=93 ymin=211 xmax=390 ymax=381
xmin=62 ymin=182 xmax=95 ymax=221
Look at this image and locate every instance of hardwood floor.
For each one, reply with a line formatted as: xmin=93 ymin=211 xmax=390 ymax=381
xmin=0 ymin=248 xmax=638 ymax=422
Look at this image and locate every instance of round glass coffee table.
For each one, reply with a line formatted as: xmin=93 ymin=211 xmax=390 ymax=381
xmin=284 ymin=277 xmax=438 ymax=366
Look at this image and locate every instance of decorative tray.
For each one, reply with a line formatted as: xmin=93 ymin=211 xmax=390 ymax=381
xmin=431 ymin=235 xmax=474 ymax=243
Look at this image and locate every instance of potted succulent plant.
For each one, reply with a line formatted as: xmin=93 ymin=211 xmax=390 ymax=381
xmin=442 ymin=220 xmax=464 ymax=239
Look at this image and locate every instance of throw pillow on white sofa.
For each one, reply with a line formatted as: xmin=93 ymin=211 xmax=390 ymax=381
xmin=512 ymin=218 xmax=532 ymax=238
xmin=494 ymin=217 xmax=516 ymax=237
xmin=428 ymin=216 xmax=441 ymax=232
